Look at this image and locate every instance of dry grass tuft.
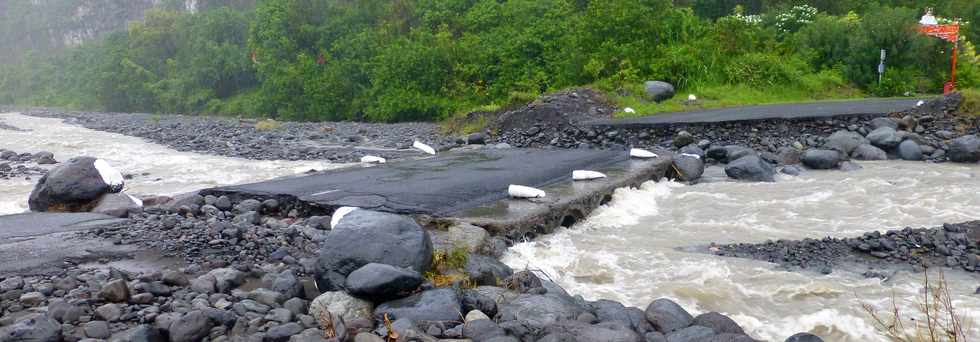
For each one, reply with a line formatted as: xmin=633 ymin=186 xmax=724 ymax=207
xmin=255 ymin=119 xmax=282 ymax=131
xmin=863 ymin=270 xmax=970 ymax=342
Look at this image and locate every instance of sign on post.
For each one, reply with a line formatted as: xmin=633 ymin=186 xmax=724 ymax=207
xmin=878 ymin=49 xmax=886 ymax=86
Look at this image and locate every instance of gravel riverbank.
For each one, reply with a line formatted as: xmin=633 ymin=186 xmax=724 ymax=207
xmin=13 ymin=108 xmax=456 ymax=163
xmin=712 ymin=221 xmax=980 ymax=278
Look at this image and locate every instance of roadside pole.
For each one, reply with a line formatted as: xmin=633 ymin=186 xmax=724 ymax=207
xmin=878 ymin=49 xmax=886 ymax=87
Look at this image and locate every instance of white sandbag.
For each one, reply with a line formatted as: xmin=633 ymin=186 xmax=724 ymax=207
xmin=679 ymin=153 xmax=701 ymax=159
xmin=126 ymin=194 xmax=144 ymax=207
xmin=629 ymin=148 xmax=658 ymax=159
xmin=413 ymin=141 xmax=437 ymax=155
xmin=360 ymin=155 xmax=387 ymax=164
xmin=93 ymin=158 xmax=124 ymax=189
xmin=572 ymin=170 xmax=607 ymax=181
xmin=624 ymin=107 xmax=636 ymax=114
xmin=916 ymin=100 xmax=925 ymax=107
xmin=508 ymin=185 xmax=546 ymax=199
xmin=330 ymin=206 xmax=359 ymax=228
xmin=688 ymin=94 xmax=697 ymax=101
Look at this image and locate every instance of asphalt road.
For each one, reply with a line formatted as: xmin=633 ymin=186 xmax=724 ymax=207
xmin=587 ymin=98 xmax=926 ymax=127
xmin=0 ymin=212 xmax=130 ymax=275
xmin=204 ymin=148 xmax=630 ymax=216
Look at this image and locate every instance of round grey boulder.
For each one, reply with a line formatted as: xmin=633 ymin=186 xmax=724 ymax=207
xmin=670 ymin=154 xmax=705 ymax=182
xmin=693 ymin=312 xmax=744 ymax=335
xmin=897 ymin=140 xmax=923 ymax=161
xmin=785 ymin=332 xmax=824 ymax=342
xmin=800 ymin=149 xmax=842 ymax=170
xmin=866 ymin=127 xmax=901 ymax=149
xmin=948 ymin=135 xmax=980 ymax=163
xmin=673 ymin=131 xmax=695 ymax=148
xmin=374 ymin=288 xmax=461 ymax=322
xmin=464 ymin=254 xmax=514 ymax=286
xmin=644 ymin=81 xmax=676 ymax=103
xmin=344 ymin=263 xmax=422 ymax=302
xmin=28 ymin=157 xmax=124 ymax=212
xmin=851 ymin=144 xmax=887 ymax=161
xmin=644 ymin=298 xmax=693 ymax=333
xmin=315 ymin=210 xmax=433 ymax=291
xmin=823 ymin=130 xmax=868 ymax=155
xmin=724 ymin=155 xmax=775 ymax=182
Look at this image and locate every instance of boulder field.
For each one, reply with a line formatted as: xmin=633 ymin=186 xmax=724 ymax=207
xmin=0 ymin=195 xmax=822 ymax=342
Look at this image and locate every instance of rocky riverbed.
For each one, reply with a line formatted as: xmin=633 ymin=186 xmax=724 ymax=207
xmin=18 ymin=109 xmax=456 ymax=163
xmin=1 ymin=193 xmax=806 ymax=342
xmin=0 ymin=148 xmax=56 ymax=180
xmin=712 ymin=221 xmax=980 ymax=277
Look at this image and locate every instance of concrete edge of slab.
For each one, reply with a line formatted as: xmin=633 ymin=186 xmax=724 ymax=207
xmin=442 ymin=156 xmax=674 ymax=238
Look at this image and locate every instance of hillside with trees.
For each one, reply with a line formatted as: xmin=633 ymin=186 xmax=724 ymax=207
xmin=0 ymin=0 xmax=977 ymax=122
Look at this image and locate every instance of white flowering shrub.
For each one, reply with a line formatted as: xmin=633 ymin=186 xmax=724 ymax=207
xmin=772 ymin=5 xmax=818 ymax=34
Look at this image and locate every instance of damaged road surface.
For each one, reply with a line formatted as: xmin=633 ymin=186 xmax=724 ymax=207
xmin=0 ymin=213 xmax=131 ymax=276
xmin=203 ymin=148 xmax=631 ymax=216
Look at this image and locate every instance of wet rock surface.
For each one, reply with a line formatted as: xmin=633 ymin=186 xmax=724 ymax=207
xmin=712 ymin=221 xmax=980 ymax=276
xmin=0 ymin=148 xmax=54 ymax=180
xmin=0 ymin=193 xmax=815 ymax=342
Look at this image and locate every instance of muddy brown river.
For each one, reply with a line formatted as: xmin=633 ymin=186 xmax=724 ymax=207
xmin=503 ymin=162 xmax=980 ymax=341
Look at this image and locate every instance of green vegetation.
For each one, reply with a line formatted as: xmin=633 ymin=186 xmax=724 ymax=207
xmin=1 ymin=0 xmax=979 ymax=122
xmin=960 ymin=88 xmax=980 ymax=116
xmin=424 ymin=246 xmax=473 ymax=288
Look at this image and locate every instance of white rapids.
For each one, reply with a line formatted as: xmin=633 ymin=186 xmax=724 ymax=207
xmin=504 ymin=161 xmax=980 ymax=341
xmin=0 ymin=112 xmax=345 ymax=214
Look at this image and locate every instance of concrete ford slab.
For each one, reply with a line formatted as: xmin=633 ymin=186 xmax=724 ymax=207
xmin=0 ymin=212 xmax=130 ymax=276
xmin=203 ymin=148 xmax=633 ymax=217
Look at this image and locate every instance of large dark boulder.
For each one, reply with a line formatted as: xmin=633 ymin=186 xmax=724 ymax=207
xmin=866 ymin=127 xmax=901 ymax=149
xmin=344 ymin=263 xmax=422 ymax=302
xmin=539 ymin=321 xmax=642 ymax=342
xmin=897 ymin=140 xmax=923 ymax=161
xmin=693 ymin=312 xmax=744 ymax=335
xmin=724 ymin=155 xmax=775 ymax=182
xmin=851 ymin=144 xmax=887 ymax=161
xmin=374 ymin=288 xmax=461 ymax=323
xmin=644 ymin=299 xmax=693 ymax=334
xmin=823 ymin=130 xmax=868 ymax=155
xmin=800 ymin=149 xmax=842 ymax=170
xmin=707 ymin=146 xmax=754 ymax=164
xmin=498 ymin=293 xmax=585 ymax=338
xmin=774 ymin=146 xmax=802 ymax=166
xmin=670 ymin=154 xmax=705 ymax=182
xmin=644 ymin=81 xmax=676 ymax=103
xmin=948 ymin=135 xmax=980 ymax=163
xmin=315 ymin=210 xmax=432 ymax=291
xmin=785 ymin=333 xmax=824 ymax=342
xmin=464 ymin=254 xmax=513 ymax=286
xmin=28 ymin=157 xmax=124 ymax=212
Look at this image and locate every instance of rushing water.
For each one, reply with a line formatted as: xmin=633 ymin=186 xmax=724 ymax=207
xmin=0 ymin=112 xmax=342 ymax=214
xmin=503 ymin=162 xmax=980 ymax=341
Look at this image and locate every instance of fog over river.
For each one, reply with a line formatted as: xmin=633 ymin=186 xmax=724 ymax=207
xmin=3 ymin=111 xmax=979 ymax=341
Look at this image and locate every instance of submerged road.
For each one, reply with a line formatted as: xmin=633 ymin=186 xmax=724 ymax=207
xmin=588 ymin=98 xmax=926 ymax=127
xmin=204 ymin=148 xmax=630 ymax=217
